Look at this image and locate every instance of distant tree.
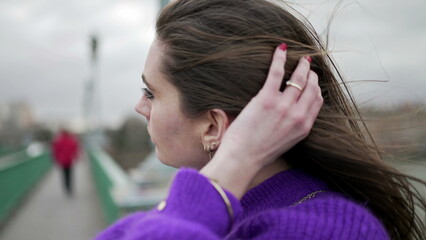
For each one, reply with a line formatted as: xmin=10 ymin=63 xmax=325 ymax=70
xmin=32 ymin=126 xmax=53 ymax=143
xmin=361 ymin=104 xmax=426 ymax=161
xmin=105 ymin=116 xmax=152 ymax=170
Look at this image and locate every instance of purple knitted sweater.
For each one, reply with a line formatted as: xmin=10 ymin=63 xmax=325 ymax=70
xmin=95 ymin=168 xmax=389 ymax=239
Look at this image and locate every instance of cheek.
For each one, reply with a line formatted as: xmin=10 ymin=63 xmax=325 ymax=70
xmin=148 ymin=104 xmax=207 ymax=168
xmin=150 ymin=108 xmax=185 ymax=144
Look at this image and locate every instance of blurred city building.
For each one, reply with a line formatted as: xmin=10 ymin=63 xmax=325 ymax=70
xmin=0 ymin=101 xmax=34 ymax=132
xmin=0 ymin=101 xmax=36 ymax=148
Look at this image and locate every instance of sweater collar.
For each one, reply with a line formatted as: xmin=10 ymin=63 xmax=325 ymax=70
xmin=240 ymin=169 xmax=330 ymax=218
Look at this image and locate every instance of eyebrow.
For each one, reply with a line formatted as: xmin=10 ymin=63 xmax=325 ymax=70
xmin=141 ymin=74 xmax=155 ymax=91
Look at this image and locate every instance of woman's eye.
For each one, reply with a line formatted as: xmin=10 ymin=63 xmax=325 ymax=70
xmin=141 ymin=88 xmax=154 ymax=100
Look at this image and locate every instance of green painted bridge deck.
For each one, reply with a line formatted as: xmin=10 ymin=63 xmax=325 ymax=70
xmin=0 ymin=151 xmax=105 ymax=240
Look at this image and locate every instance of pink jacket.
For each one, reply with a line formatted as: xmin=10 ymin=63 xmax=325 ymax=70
xmin=52 ymin=131 xmax=79 ymax=167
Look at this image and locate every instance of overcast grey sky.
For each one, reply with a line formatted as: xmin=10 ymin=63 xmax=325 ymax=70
xmin=1 ymin=0 xmax=425 ymax=128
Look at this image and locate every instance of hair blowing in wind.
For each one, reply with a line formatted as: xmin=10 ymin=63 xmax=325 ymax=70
xmin=155 ymin=0 xmax=426 ymax=239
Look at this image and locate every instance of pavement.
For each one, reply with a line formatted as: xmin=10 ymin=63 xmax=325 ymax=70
xmin=0 ymin=156 xmax=105 ymax=240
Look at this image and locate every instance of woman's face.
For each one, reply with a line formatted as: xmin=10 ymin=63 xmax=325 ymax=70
xmin=135 ymin=40 xmax=209 ymax=169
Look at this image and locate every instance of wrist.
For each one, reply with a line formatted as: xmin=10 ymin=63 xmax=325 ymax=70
xmin=200 ymin=149 xmax=262 ymax=199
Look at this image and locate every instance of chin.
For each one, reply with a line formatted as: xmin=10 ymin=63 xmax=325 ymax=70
xmin=155 ymin=150 xmax=179 ymax=168
xmin=155 ymin=148 xmax=208 ymax=170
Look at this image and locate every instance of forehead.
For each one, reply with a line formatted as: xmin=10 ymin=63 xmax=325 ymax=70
xmin=144 ymin=40 xmax=164 ymax=77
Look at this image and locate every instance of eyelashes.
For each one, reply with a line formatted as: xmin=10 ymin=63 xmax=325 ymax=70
xmin=141 ymin=87 xmax=154 ymax=100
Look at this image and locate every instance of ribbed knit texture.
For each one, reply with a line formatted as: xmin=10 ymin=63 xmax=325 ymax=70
xmin=95 ymin=168 xmax=390 ymax=240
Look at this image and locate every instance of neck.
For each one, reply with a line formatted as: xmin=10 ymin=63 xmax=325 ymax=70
xmin=246 ymin=159 xmax=289 ymax=193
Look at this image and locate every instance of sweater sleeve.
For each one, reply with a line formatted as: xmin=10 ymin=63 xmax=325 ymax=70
xmin=94 ymin=168 xmax=242 ymax=240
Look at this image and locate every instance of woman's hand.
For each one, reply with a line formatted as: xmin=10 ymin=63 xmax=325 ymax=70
xmin=200 ymin=44 xmax=323 ymax=198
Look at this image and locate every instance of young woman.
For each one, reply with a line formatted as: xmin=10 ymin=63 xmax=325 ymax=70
xmin=96 ymin=0 xmax=426 ymax=239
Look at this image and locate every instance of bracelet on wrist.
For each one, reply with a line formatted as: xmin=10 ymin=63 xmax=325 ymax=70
xmin=208 ymin=178 xmax=234 ymax=225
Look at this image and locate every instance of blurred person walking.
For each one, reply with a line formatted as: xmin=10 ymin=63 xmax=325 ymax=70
xmin=52 ymin=129 xmax=80 ymax=196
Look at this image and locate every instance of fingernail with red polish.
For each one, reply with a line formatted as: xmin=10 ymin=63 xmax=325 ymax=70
xmin=305 ymin=56 xmax=312 ymax=63
xmin=279 ymin=43 xmax=288 ymax=51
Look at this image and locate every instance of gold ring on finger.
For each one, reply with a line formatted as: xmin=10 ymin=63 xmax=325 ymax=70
xmin=286 ymin=80 xmax=303 ymax=91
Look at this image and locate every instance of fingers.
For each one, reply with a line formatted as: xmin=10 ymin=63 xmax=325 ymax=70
xmin=298 ymin=70 xmax=323 ymax=123
xmin=308 ymin=94 xmax=323 ymax=125
xmin=262 ymin=43 xmax=288 ymax=92
xmin=298 ymin=70 xmax=319 ymax=106
xmin=262 ymin=43 xmax=319 ymax=113
xmin=282 ymin=56 xmax=311 ymax=103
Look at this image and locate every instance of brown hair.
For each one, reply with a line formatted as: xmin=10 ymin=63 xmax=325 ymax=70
xmin=155 ymin=0 xmax=426 ymax=239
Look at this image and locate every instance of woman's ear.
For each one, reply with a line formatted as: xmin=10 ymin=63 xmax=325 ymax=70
xmin=200 ymin=109 xmax=230 ymax=150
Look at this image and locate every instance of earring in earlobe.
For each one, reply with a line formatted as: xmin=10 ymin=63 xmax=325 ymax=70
xmin=208 ymin=148 xmax=212 ymax=160
xmin=203 ymin=144 xmax=211 ymax=160
xmin=204 ymin=142 xmax=218 ymax=160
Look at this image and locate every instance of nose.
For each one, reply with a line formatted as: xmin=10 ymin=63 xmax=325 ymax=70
xmin=135 ymin=96 xmax=151 ymax=121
